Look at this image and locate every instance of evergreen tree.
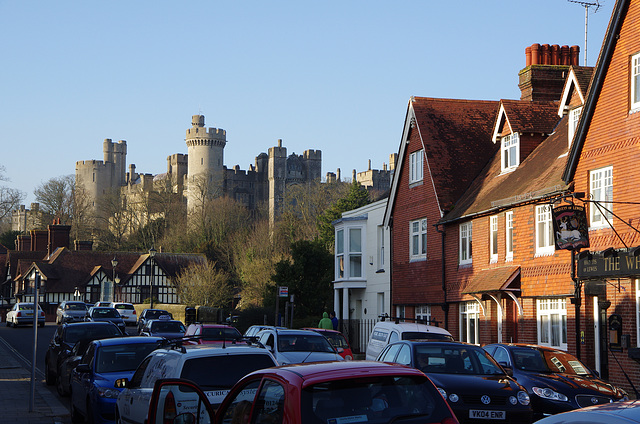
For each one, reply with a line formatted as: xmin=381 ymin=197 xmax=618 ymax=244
xmin=316 ymin=181 xmax=370 ymax=250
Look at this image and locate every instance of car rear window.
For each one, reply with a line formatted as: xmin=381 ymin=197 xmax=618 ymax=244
xmin=95 ymin=342 xmax=162 ymax=373
xmin=65 ymin=324 xmax=123 ymax=344
xmin=115 ymin=304 xmax=134 ymax=310
xmin=180 ymin=354 xmax=276 ymax=388
xmin=302 ymin=375 xmax=452 ymax=424
xmin=201 ymin=327 xmax=242 ymax=341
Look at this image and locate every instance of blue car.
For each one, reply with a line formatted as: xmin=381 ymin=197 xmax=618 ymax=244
xmin=70 ymin=336 xmax=164 ymax=423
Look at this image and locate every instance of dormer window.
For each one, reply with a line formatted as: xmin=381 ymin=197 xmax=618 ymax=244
xmin=501 ymin=133 xmax=520 ymax=172
xmin=568 ymin=106 xmax=582 ymax=145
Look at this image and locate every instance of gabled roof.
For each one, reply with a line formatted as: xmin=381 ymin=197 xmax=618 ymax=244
xmin=564 ymin=0 xmax=629 ymax=182
xmin=557 ymin=66 xmax=595 ymax=116
xmin=492 ymin=100 xmax=559 ymax=142
xmin=384 ymin=97 xmax=499 ymax=226
xmin=440 ymin=115 xmax=572 ymax=223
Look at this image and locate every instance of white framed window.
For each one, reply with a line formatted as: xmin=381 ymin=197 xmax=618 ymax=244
xmin=589 ymin=166 xmax=613 ymax=228
xmin=501 ymin=133 xmax=520 ymax=172
xmin=335 ymin=229 xmax=344 ymax=279
xmin=505 ymin=211 xmax=513 ymax=261
xmin=410 ymin=218 xmax=427 ymax=260
xmin=490 ymin=215 xmax=498 ymax=263
xmin=632 ymin=52 xmax=640 ymax=111
xmin=416 ymin=305 xmax=431 ymax=324
xmin=409 ymin=150 xmax=424 ymax=184
xmin=348 ymin=228 xmax=362 ymax=278
xmin=568 ymin=106 xmax=583 ymax=145
xmin=459 ymin=222 xmax=472 ymax=265
xmin=537 ymin=298 xmax=567 ymax=350
xmin=377 ymin=292 xmax=385 ymax=317
xmin=377 ymin=225 xmax=385 ymax=270
xmin=460 ymin=301 xmax=480 ymax=344
xmin=535 ymin=205 xmax=555 ymax=256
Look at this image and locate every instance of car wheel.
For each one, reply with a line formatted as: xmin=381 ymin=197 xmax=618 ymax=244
xmin=56 ymin=374 xmax=69 ymax=397
xmin=45 ymin=358 xmax=55 ymax=386
xmin=70 ymin=400 xmax=83 ymax=423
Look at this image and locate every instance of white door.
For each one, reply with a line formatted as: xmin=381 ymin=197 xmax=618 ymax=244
xmin=593 ymin=297 xmax=600 ymax=375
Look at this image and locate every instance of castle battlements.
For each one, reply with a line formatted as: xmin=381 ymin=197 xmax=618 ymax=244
xmin=76 ymin=159 xmax=106 ymax=167
xmin=186 ymin=127 xmax=226 ymax=138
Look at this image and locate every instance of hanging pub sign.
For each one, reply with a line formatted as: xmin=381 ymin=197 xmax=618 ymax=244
xmin=552 ymin=204 xmax=589 ymax=250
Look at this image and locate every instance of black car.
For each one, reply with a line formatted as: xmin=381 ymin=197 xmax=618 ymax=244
xmin=44 ymin=321 xmax=125 ymax=388
xmin=85 ymin=307 xmax=127 ymax=333
xmin=136 ymin=308 xmax=172 ymax=334
xmin=377 ymin=340 xmax=533 ymax=424
xmin=483 ymin=343 xmax=628 ymax=420
xmin=139 ymin=317 xmax=186 ymax=339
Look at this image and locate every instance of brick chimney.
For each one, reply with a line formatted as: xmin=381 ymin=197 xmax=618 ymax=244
xmin=30 ymin=229 xmax=48 ymax=252
xmin=519 ymin=43 xmax=580 ymax=102
xmin=16 ymin=234 xmax=31 ymax=251
xmin=74 ymin=240 xmax=94 ymax=251
xmin=48 ymin=219 xmax=71 ymax=256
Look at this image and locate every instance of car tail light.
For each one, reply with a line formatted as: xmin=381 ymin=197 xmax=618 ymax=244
xmin=163 ymin=390 xmax=177 ymax=424
xmin=16 ymin=311 xmax=21 ymax=317
xmin=40 ymin=311 xmax=45 ymax=317
xmin=441 ymin=417 xmax=460 ymax=424
xmin=132 ymin=310 xmax=137 ymax=315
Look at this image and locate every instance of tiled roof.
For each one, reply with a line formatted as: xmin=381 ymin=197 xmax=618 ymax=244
xmin=572 ymin=66 xmax=595 ymax=96
xmin=411 ymin=97 xmax=500 ymax=212
xmin=441 ymin=114 xmax=572 ymax=223
xmin=499 ymin=100 xmax=559 ymax=134
xmin=6 ymin=251 xmax=47 ymax=280
xmin=462 ymin=266 xmax=520 ymax=294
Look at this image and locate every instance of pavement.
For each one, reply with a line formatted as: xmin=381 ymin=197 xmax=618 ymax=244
xmin=0 ymin=337 xmax=71 ymax=424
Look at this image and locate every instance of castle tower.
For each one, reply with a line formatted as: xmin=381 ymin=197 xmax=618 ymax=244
xmin=268 ymin=139 xmax=287 ymax=227
xmin=185 ymin=115 xmax=227 ymax=213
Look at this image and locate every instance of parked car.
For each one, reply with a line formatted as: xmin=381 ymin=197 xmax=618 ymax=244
xmin=144 ymin=361 xmax=461 ymax=424
xmin=136 ymin=308 xmax=172 ymax=334
xmin=243 ymin=325 xmax=286 ymax=341
xmin=94 ymin=301 xmax=112 ymax=307
xmin=85 ymin=307 xmax=126 ymax=333
xmin=55 ymin=338 xmax=99 ymax=397
xmin=483 ymin=343 xmax=629 ymax=420
xmin=534 ymin=399 xmax=640 ymax=424
xmin=108 ymin=302 xmax=137 ymax=326
xmin=44 ymin=321 xmax=124 ymax=387
xmin=70 ymin=336 xmax=165 ymax=423
xmin=56 ymin=300 xmax=88 ymax=325
xmin=365 ymin=318 xmax=454 ymax=360
xmin=139 ymin=316 xmax=186 ymax=339
xmin=302 ymin=327 xmax=354 ymax=360
xmin=184 ymin=323 xmax=244 ymax=344
xmin=114 ymin=344 xmax=278 ymax=424
xmin=5 ymin=302 xmax=45 ymax=328
xmin=256 ymin=328 xmax=344 ymax=365
xmin=377 ymin=340 xmax=533 ymax=423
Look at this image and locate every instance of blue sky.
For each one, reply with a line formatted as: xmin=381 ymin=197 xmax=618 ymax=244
xmin=0 ymin=1 xmax=613 ymax=205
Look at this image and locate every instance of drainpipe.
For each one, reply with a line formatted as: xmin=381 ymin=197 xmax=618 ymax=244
xmin=436 ymin=223 xmax=449 ymax=331
xmin=571 ymin=249 xmax=581 ymax=360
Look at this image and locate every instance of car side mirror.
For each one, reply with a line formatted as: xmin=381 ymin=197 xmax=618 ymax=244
xmin=499 ymin=362 xmax=514 ymax=377
xmin=115 ymin=377 xmax=129 ymax=389
xmin=76 ymin=364 xmax=91 ymax=373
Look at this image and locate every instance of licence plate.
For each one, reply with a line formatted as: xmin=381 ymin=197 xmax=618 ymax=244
xmin=469 ymin=410 xmax=505 ymax=420
xmin=25 ymin=313 xmax=33 ymax=317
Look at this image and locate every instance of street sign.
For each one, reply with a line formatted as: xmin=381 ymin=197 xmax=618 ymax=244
xmin=278 ymin=286 xmax=289 ymax=297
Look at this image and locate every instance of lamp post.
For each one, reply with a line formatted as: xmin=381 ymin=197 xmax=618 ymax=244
xmin=148 ymin=247 xmax=156 ymax=309
xmin=111 ymin=257 xmax=118 ymax=303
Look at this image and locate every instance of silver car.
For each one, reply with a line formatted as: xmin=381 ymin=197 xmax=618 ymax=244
xmin=56 ymin=301 xmax=88 ymax=324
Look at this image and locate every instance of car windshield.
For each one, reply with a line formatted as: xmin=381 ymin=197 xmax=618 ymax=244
xmin=66 ymin=303 xmax=86 ymax=311
xmin=201 ymin=327 xmax=242 ymax=341
xmin=321 ymin=332 xmax=349 ymax=349
xmin=180 ymin=354 xmax=276 ymax=389
xmin=92 ymin=308 xmax=120 ymax=318
xmin=414 ymin=345 xmax=505 ymax=375
xmin=64 ymin=325 xmax=123 ymax=344
xmin=302 ymin=375 xmax=452 ymax=424
xmin=278 ymin=334 xmax=335 ymax=353
xmin=512 ymin=347 xmax=592 ymax=376
xmin=95 ymin=342 xmax=161 ymax=373
xmin=151 ymin=321 xmax=186 ymax=333
xmin=402 ymin=331 xmax=453 ymax=341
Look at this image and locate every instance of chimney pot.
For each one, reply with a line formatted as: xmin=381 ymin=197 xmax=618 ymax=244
xmin=570 ymin=45 xmax=580 ymax=66
xmin=525 ymin=46 xmax=532 ymax=66
xmin=531 ymin=43 xmax=540 ymax=65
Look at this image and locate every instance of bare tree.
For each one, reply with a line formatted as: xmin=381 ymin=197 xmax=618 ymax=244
xmin=174 ymin=261 xmax=233 ymax=308
xmin=0 ymin=165 xmax=26 ymax=222
xmin=33 ymin=175 xmax=75 ymax=223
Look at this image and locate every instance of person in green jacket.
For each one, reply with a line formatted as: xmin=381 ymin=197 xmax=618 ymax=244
xmin=318 ymin=312 xmax=333 ymax=329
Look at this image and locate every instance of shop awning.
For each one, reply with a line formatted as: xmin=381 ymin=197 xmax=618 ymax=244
xmin=462 ymin=266 xmax=520 ymax=295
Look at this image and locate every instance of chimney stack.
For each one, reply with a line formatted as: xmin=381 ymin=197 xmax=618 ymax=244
xmin=518 ymin=43 xmax=579 ymax=102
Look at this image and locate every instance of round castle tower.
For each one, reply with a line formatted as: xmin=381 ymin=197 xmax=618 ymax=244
xmin=185 ymin=115 xmax=227 ymax=212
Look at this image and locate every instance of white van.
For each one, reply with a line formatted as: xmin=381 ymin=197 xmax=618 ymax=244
xmin=365 ymin=320 xmax=454 ymax=361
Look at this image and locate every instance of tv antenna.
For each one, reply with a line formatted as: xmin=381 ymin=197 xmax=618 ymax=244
xmin=568 ymin=0 xmax=602 ymax=66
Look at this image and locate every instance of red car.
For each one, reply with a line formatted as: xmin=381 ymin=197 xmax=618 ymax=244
xmin=145 ymin=361 xmax=460 ymax=424
xmin=183 ymin=323 xmax=245 ymax=345
xmin=303 ymin=327 xmax=354 ymax=360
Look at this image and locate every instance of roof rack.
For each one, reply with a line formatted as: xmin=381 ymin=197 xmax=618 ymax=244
xmin=378 ymin=314 xmax=440 ymax=327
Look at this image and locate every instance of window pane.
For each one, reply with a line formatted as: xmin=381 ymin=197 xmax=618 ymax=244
xmin=469 ymin=316 xmax=476 ymax=345
xmin=421 ymin=233 xmax=427 ymax=254
xmin=540 ymin=315 xmax=549 ymax=343
xmin=412 ymin=234 xmax=419 ymax=255
xmin=349 ymin=255 xmax=361 ymax=278
xmin=551 ymin=314 xmax=560 ymax=346
xmin=349 ymin=228 xmax=361 ymax=252
xmin=336 ymin=230 xmax=344 ymax=254
xmin=337 ymin=256 xmax=344 ymax=278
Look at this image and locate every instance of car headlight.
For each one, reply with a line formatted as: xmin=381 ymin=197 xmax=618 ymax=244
xmin=517 ymin=390 xmax=531 ymax=405
xmin=448 ymin=393 xmax=459 ymax=403
xmin=532 ymin=387 xmax=568 ymax=402
xmin=97 ymin=386 xmax=120 ymax=399
xmin=437 ymin=388 xmax=447 ymax=399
